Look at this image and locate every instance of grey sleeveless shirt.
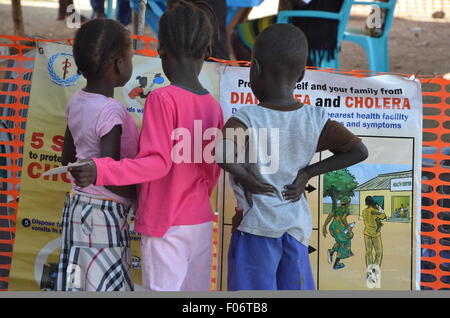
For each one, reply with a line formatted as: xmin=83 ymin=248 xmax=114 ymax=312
xmin=230 ymin=104 xmax=328 ymax=245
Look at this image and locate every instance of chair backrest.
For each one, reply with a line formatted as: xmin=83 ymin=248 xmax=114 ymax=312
xmin=148 ymin=0 xmax=167 ymax=34
xmin=276 ymin=0 xmax=354 ymax=49
xmin=350 ymin=0 xmax=398 ymax=38
xmin=380 ymin=0 xmax=398 ymax=38
xmin=336 ymin=0 xmax=356 ymax=47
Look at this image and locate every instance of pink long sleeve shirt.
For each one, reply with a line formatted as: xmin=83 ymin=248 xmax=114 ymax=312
xmin=93 ymin=85 xmax=224 ymax=237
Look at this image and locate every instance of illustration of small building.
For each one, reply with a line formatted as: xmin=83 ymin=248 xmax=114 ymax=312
xmin=354 ymin=170 xmax=412 ymax=222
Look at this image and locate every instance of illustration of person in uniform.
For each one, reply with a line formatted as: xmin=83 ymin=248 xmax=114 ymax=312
xmin=362 ymin=196 xmax=386 ymax=270
xmin=128 ymin=73 xmax=164 ymax=100
xmin=322 ymin=196 xmax=355 ymax=270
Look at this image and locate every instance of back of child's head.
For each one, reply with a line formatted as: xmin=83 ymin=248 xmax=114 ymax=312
xmin=365 ymin=196 xmax=375 ymax=207
xmin=158 ymin=0 xmax=215 ymax=59
xmin=253 ymin=23 xmax=308 ymax=82
xmin=73 ymin=18 xmax=132 ymax=79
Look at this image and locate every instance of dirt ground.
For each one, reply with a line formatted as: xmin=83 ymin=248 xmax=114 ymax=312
xmin=1 ymin=0 xmax=449 ymax=75
xmin=343 ymin=16 xmax=450 ymax=76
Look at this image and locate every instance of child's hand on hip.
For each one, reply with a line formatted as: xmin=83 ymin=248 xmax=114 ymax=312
xmin=235 ymin=172 xmax=276 ymax=207
xmin=232 ymin=207 xmax=243 ymax=232
xmin=69 ymin=160 xmax=97 ymax=187
xmin=283 ymin=169 xmax=309 ymax=202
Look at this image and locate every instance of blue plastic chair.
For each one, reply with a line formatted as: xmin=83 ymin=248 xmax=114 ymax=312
xmin=343 ymin=0 xmax=397 ymax=72
xmin=226 ymin=0 xmax=264 ymax=26
xmin=106 ymin=0 xmax=116 ymax=19
xmin=276 ymin=0 xmax=354 ymax=69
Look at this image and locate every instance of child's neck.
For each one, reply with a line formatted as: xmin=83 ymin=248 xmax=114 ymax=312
xmin=259 ymin=85 xmax=297 ymax=108
xmin=83 ymin=79 xmax=115 ymax=98
xmin=166 ymin=57 xmax=204 ymax=91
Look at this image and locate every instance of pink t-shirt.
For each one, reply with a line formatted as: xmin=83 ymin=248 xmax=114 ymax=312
xmin=93 ymin=85 xmax=224 ymax=237
xmin=66 ymin=90 xmax=139 ymax=205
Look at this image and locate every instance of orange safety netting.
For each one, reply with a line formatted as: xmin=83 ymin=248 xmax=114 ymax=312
xmin=0 ymin=34 xmax=449 ymax=291
xmin=420 ymin=78 xmax=450 ymax=290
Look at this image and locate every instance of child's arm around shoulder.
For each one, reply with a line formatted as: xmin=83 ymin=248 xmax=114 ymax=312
xmin=70 ymin=90 xmax=175 ymax=187
xmin=283 ymin=120 xmax=368 ymax=202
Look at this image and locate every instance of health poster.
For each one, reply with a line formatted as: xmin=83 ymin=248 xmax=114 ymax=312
xmin=8 ymin=42 xmax=220 ymax=291
xmin=217 ymin=66 xmax=422 ymax=290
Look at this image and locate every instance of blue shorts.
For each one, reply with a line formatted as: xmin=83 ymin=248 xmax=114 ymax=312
xmin=227 ymin=231 xmax=315 ymax=291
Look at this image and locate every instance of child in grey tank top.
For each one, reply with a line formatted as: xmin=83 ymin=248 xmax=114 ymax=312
xmin=217 ymin=24 xmax=368 ymax=291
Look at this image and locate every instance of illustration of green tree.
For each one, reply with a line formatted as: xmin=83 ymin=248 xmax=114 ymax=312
xmin=324 ymin=169 xmax=358 ymax=211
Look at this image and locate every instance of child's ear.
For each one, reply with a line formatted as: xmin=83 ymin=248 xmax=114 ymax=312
xmin=297 ymin=69 xmax=305 ymax=83
xmin=253 ymin=58 xmax=262 ymax=75
xmin=116 ymin=57 xmax=124 ymax=75
xmin=157 ymin=45 xmax=165 ymax=58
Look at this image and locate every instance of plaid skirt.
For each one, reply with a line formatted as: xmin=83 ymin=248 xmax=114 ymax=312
xmin=56 ymin=192 xmax=134 ymax=291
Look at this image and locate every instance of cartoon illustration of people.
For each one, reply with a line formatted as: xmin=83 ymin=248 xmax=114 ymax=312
xmin=322 ymin=196 xmax=354 ymax=270
xmin=393 ymin=203 xmax=409 ymax=218
xmin=131 ymin=256 xmax=141 ymax=270
xmin=374 ymin=202 xmax=385 ymax=231
xmin=362 ymin=196 xmax=386 ymax=270
xmin=128 ymin=73 xmax=164 ymax=100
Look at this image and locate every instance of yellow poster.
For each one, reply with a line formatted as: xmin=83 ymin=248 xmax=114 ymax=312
xmin=8 ymin=42 xmax=220 ymax=290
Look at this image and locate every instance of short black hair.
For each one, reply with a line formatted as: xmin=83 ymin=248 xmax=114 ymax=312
xmin=365 ymin=196 xmax=375 ymax=207
xmin=253 ymin=24 xmax=308 ymax=81
xmin=73 ymin=18 xmax=132 ymax=78
xmin=158 ymin=0 xmax=215 ymax=59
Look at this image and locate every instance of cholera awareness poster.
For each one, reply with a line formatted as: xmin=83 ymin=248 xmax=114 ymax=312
xmin=218 ymin=66 xmax=423 ymax=290
xmin=8 ymin=42 xmax=220 ymax=290
xmin=8 ymin=43 xmax=422 ymax=291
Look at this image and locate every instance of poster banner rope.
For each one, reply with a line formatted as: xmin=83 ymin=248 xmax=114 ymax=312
xmin=0 ymin=34 xmax=448 ymax=291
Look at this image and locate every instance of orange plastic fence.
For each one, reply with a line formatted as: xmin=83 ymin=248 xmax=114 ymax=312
xmin=420 ymin=78 xmax=450 ymax=290
xmin=0 ymin=34 xmax=449 ymax=291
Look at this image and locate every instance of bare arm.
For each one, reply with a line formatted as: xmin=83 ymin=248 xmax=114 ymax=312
xmin=372 ymin=211 xmax=387 ymax=219
xmin=283 ymin=142 xmax=369 ymax=202
xmin=283 ymin=120 xmax=368 ymax=202
xmin=100 ymin=125 xmax=136 ymax=200
xmin=305 ymin=142 xmax=368 ymax=180
xmin=322 ymin=211 xmax=335 ymax=237
xmin=342 ymin=212 xmax=350 ymax=228
xmin=61 ymin=126 xmax=76 ymax=166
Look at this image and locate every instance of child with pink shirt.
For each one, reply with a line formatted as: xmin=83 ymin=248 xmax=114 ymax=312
xmin=70 ymin=1 xmax=224 ymax=291
xmin=57 ymin=19 xmax=139 ymax=291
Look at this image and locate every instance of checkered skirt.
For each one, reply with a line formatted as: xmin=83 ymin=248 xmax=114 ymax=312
xmin=56 ymin=193 xmax=134 ymax=291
